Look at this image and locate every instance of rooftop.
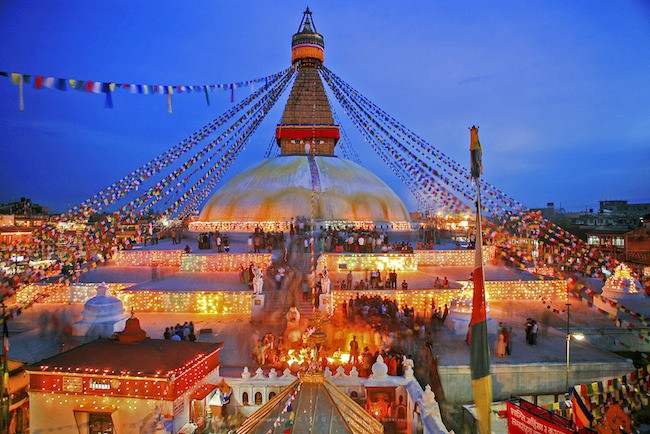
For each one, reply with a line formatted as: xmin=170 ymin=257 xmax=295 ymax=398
xmin=27 ymin=337 xmax=223 ymax=377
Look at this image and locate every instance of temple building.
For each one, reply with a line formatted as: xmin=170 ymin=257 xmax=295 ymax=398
xmin=191 ymin=9 xmax=411 ymax=232
xmin=27 ymin=317 xmax=223 ymax=434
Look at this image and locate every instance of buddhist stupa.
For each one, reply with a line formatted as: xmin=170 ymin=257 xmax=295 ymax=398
xmin=192 ymin=9 xmax=410 ymax=231
xmin=72 ymin=282 xmax=128 ymax=337
xmin=594 ymin=263 xmax=644 ymax=317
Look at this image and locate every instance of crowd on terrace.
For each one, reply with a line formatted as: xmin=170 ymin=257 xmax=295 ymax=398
xmin=247 ymin=291 xmax=458 ymax=378
xmin=163 ymin=321 xmax=197 ymax=342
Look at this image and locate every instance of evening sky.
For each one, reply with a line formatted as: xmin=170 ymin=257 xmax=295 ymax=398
xmin=0 ymin=1 xmax=649 ymax=213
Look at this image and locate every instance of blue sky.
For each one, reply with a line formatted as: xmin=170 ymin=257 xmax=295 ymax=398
xmin=0 ymin=1 xmax=649 ymax=214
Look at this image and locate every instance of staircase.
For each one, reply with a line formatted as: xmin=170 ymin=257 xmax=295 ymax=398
xmin=262 ymin=235 xmax=318 ymax=321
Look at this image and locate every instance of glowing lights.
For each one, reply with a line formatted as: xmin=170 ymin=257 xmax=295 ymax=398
xmin=119 ymin=291 xmax=252 ymax=314
xmin=111 ymin=250 xmax=183 ymax=267
xmin=319 ymin=253 xmax=417 ymax=272
xmin=22 ymin=279 xmax=565 ymax=314
xmin=110 ymin=250 xmax=272 ymax=272
xmin=415 ymin=246 xmax=496 ymax=267
xmin=332 ymin=280 xmax=566 ymax=313
xmin=18 ymin=283 xmax=254 ymax=314
xmin=16 ymin=283 xmax=131 ymax=305
xmin=180 ymin=253 xmax=271 ymax=272
xmin=602 ymin=263 xmax=641 ymax=294
xmin=189 ymin=220 xmax=412 ymax=232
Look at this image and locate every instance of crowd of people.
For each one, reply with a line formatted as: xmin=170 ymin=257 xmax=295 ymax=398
xmin=196 ymin=231 xmax=230 ymax=252
xmin=415 ymin=241 xmax=435 ymax=250
xmin=249 ymin=325 xmax=416 ymax=379
xmin=325 ymin=270 xmax=402 ymax=292
xmin=247 ymin=227 xmax=286 ymax=254
xmin=163 ymin=321 xmax=197 ymax=342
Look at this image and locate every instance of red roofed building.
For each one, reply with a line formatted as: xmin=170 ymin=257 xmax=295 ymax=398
xmin=27 ymin=317 xmax=223 ymax=434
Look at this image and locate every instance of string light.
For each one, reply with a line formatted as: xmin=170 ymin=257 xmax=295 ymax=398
xmin=415 ymin=246 xmax=496 ymax=267
xmin=189 ymin=220 xmax=411 ymax=232
xmin=319 ymin=253 xmax=417 ymax=272
xmin=331 ymin=279 xmax=565 ymax=313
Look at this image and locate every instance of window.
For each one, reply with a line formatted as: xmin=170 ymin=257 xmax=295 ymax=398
xmin=88 ymin=413 xmax=114 ymax=434
xmin=74 ymin=410 xmax=115 ymax=434
xmin=242 ymin=392 xmax=249 ymax=405
xmin=269 ymin=391 xmax=276 ymax=400
xmin=254 ymin=392 xmax=263 ymax=405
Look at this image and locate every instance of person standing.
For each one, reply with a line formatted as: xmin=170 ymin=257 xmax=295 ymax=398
xmin=349 ymin=336 xmax=360 ymax=365
xmin=525 ymin=318 xmax=533 ymax=345
xmin=531 ymin=320 xmax=538 ymax=346
xmin=496 ymin=330 xmax=506 ymax=357
xmin=503 ymin=326 xmax=511 ymax=355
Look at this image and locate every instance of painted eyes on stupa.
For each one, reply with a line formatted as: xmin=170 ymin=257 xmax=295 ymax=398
xmin=289 ymin=139 xmax=325 ymax=145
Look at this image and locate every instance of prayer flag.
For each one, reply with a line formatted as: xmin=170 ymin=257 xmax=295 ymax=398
xmin=102 ymin=82 xmax=113 ymax=109
xmin=204 ymin=87 xmax=210 ymax=106
xmin=470 ymin=125 xmax=482 ymax=179
xmin=570 ymin=387 xmax=593 ymax=429
xmin=469 ymin=126 xmax=491 ymax=434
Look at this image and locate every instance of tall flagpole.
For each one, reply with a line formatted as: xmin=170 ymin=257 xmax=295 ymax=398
xmin=1 ymin=304 xmax=8 ymax=434
xmin=469 ymin=125 xmax=492 ymax=434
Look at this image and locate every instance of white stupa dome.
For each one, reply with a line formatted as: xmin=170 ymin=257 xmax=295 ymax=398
xmin=190 ymin=155 xmax=411 ymax=230
xmin=72 ymin=282 xmax=128 ymax=337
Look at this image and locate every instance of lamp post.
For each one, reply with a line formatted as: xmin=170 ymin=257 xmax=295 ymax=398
xmin=565 ymin=303 xmax=585 ymax=391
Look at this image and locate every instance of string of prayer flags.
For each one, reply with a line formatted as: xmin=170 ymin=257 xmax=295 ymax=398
xmin=1 ymin=68 xmax=291 ymax=111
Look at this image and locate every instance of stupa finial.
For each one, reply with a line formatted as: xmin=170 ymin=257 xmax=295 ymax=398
xmin=292 ymin=8 xmax=324 ymax=65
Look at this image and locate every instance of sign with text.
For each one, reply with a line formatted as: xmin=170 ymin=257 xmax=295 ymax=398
xmin=507 ymin=400 xmax=573 ymax=434
xmin=62 ymin=376 xmax=83 ymax=393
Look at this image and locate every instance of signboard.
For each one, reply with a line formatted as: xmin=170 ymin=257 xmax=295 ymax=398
xmin=62 ymin=376 xmax=83 ymax=393
xmin=507 ymin=400 xmax=574 ymax=434
xmin=88 ymin=378 xmax=113 ymax=390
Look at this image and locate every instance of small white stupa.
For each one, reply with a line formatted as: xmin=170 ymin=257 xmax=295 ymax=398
xmin=594 ymin=264 xmax=644 ymax=317
xmin=446 ymin=281 xmax=498 ymax=336
xmin=72 ymin=282 xmax=129 ymax=337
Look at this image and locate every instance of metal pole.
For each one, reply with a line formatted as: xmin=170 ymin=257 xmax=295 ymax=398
xmin=566 ymin=333 xmax=571 ymax=392
xmin=1 ymin=303 xmax=7 ymax=434
xmin=565 ymin=303 xmax=571 ymax=391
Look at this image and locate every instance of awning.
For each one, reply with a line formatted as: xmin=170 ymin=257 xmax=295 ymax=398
xmin=191 ymin=383 xmax=216 ymax=401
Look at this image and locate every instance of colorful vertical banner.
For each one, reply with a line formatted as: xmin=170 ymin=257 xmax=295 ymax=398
xmin=469 ymin=125 xmax=492 ymax=434
xmin=570 ymin=387 xmax=594 ymax=429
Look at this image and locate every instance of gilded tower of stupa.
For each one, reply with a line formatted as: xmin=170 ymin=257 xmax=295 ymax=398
xmin=194 ymin=9 xmax=411 ymax=231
